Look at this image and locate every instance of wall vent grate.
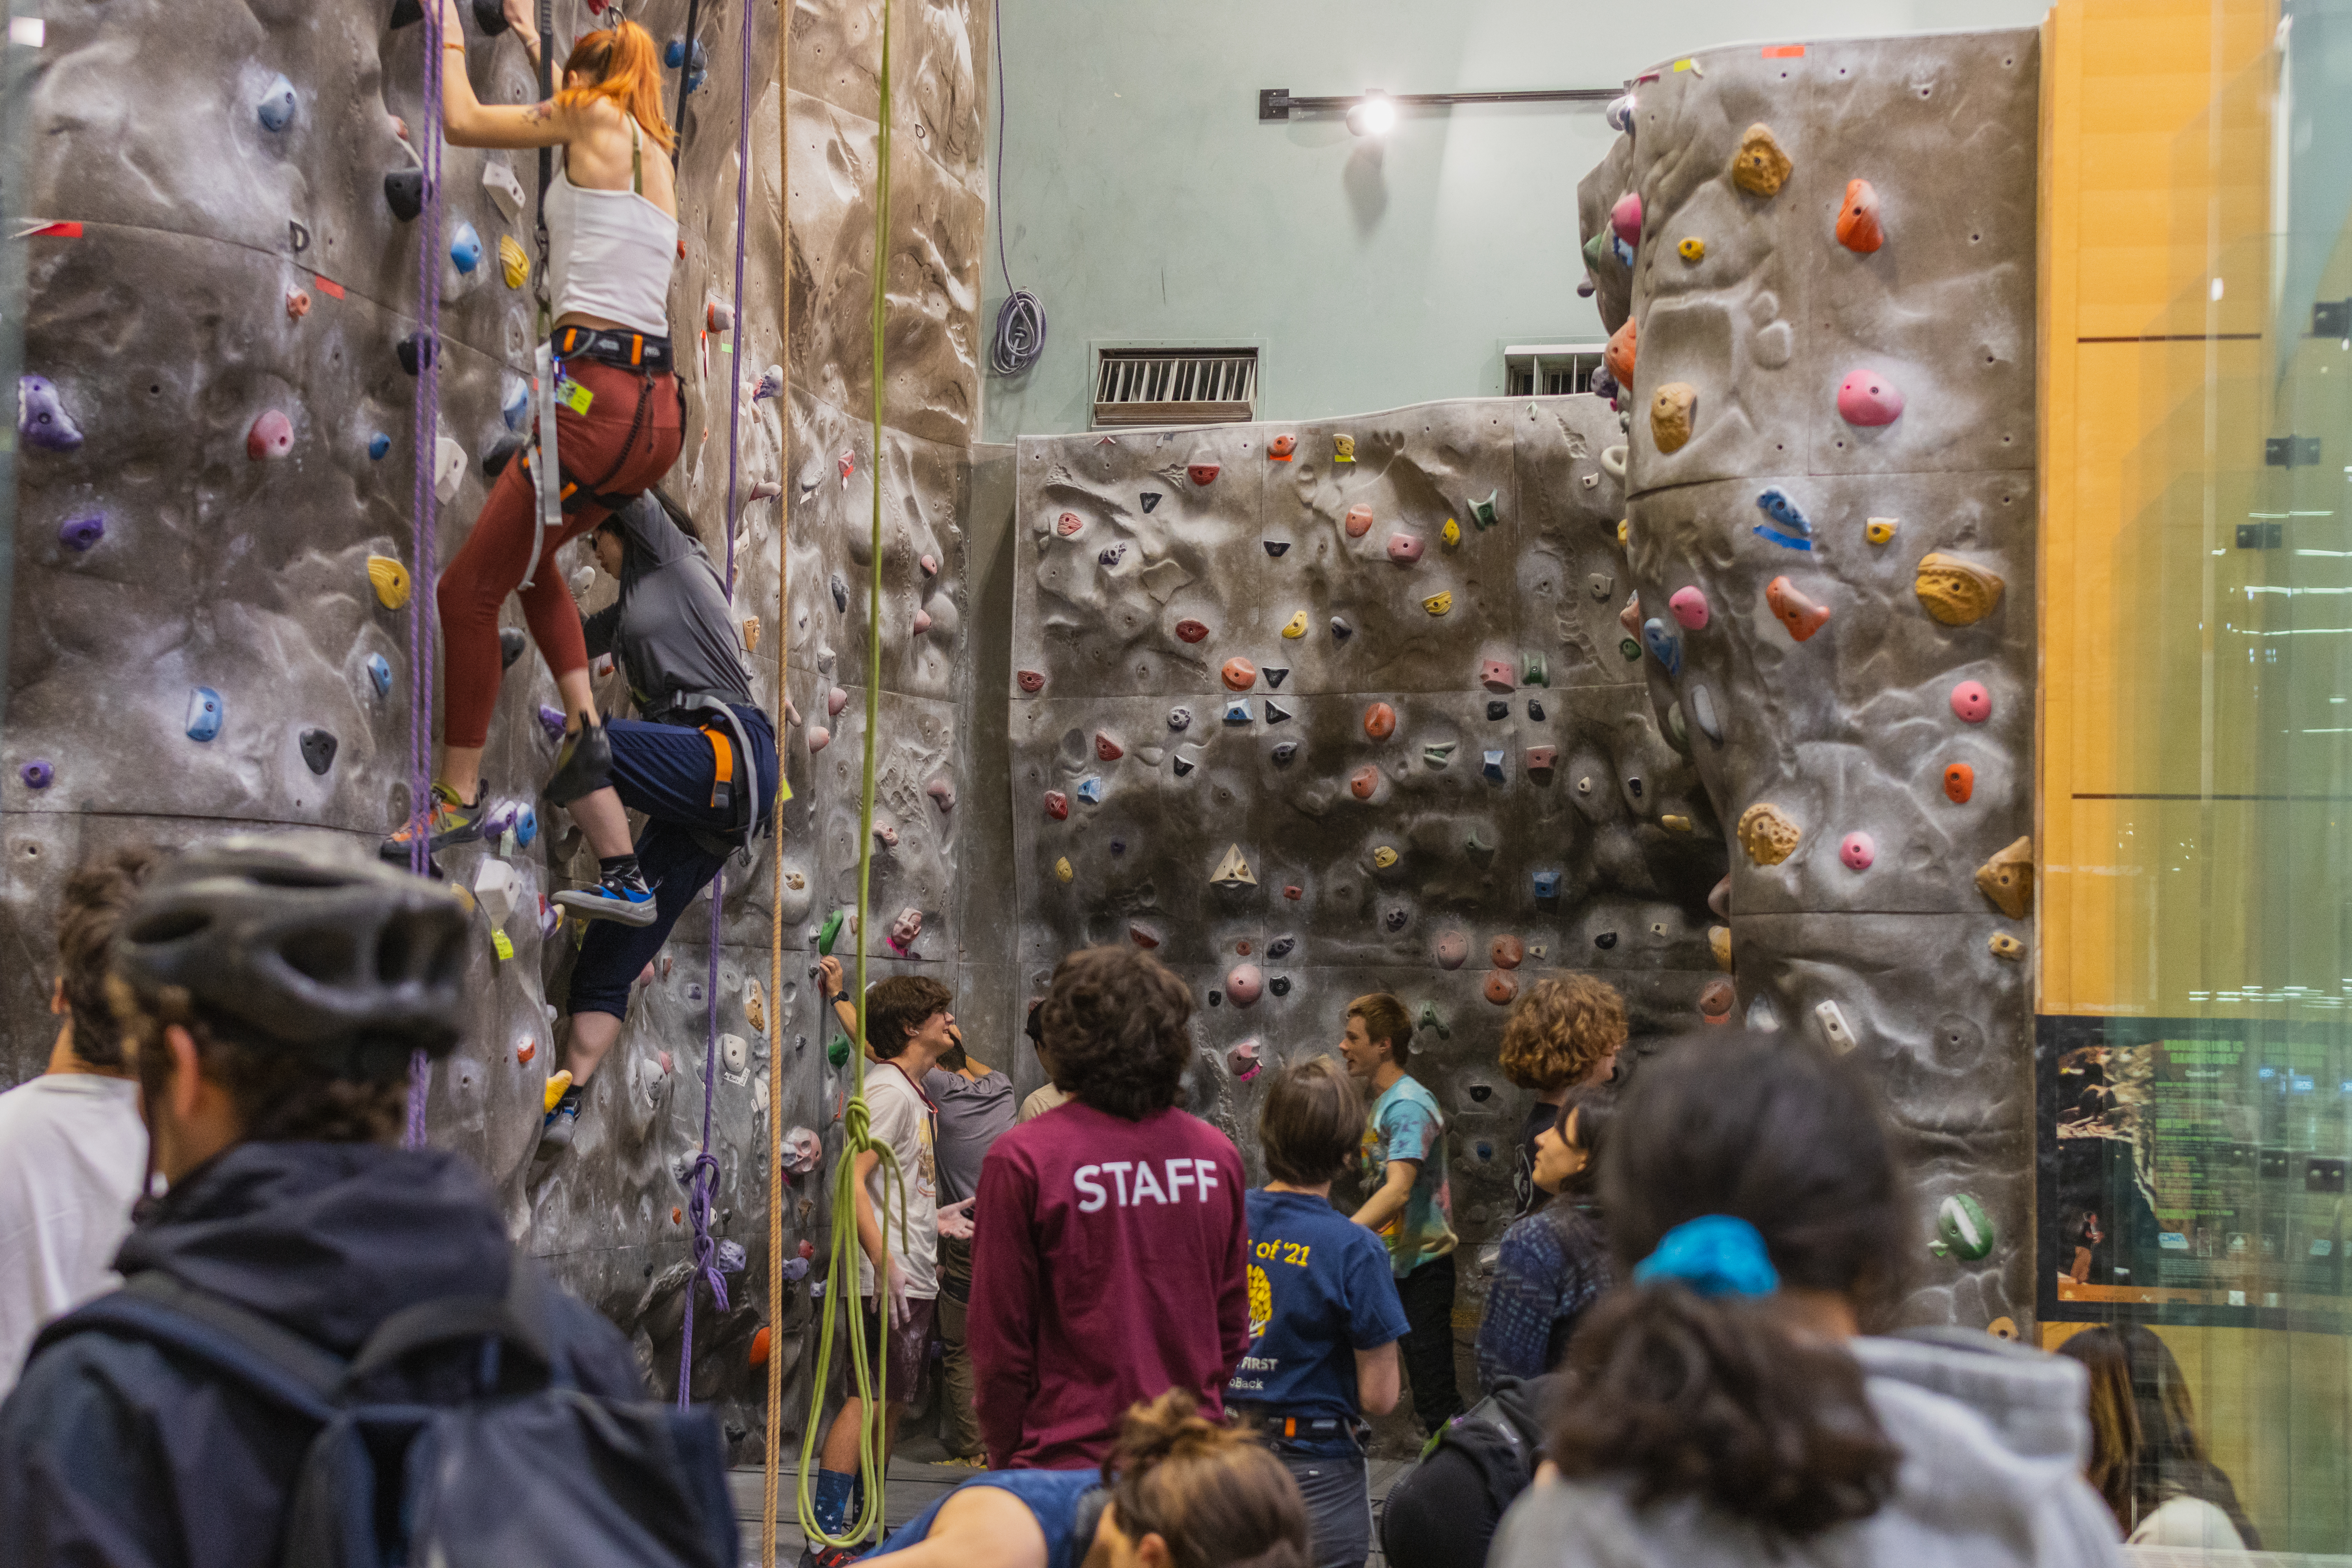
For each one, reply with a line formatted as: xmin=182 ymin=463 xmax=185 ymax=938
xmin=1093 ymin=348 xmax=1258 ymax=427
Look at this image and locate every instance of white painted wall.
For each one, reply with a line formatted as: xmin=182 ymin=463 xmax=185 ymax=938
xmin=980 ymin=0 xmax=2049 ymax=442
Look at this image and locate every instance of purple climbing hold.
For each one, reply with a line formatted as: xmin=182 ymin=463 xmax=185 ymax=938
xmin=19 ymin=376 xmax=82 ymax=452
xmin=538 ymin=704 xmax=568 ymax=741
xmin=1836 ymin=368 xmax=1906 ymax=427
xmin=58 ymin=514 xmax=103 ymax=551
xmin=20 ymin=760 xmax=53 ymax=790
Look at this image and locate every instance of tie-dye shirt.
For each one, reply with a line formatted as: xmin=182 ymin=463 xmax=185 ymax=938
xmin=1362 ymin=1075 xmax=1457 ymax=1277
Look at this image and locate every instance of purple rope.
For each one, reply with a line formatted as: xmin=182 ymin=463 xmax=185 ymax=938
xmin=403 ymin=0 xmax=449 ymax=1149
xmin=678 ymin=0 xmax=759 ymax=1409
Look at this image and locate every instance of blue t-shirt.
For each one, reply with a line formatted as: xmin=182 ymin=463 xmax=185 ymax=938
xmin=1226 ymin=1188 xmax=1410 ymax=1451
xmin=864 ymin=1469 xmax=1102 ymax=1568
xmin=1361 ymin=1075 xmax=1456 ymax=1276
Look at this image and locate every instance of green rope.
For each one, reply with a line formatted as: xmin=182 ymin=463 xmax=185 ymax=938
xmin=795 ymin=0 xmax=897 ymax=1547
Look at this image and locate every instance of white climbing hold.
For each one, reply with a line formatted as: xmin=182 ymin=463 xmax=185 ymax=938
xmin=473 ymin=859 xmax=520 ymax=926
xmin=434 ymin=435 xmax=466 ymax=503
xmin=1814 ymin=1000 xmax=1857 ymax=1055
xmin=482 ymin=158 xmax=525 ymax=221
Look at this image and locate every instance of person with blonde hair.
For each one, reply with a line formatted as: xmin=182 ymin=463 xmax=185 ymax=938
xmin=1496 ymin=976 xmax=1625 ymax=1216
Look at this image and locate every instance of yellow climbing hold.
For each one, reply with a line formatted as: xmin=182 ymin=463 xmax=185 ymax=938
xmin=1616 ymin=519 xmax=1629 ymax=545
xmin=1662 ymin=814 xmax=1693 ymax=833
xmin=1730 ymin=123 xmax=1793 ymax=197
xmin=1677 ymin=237 xmax=1706 ymax=262
xmin=1422 ymin=590 xmax=1453 ymax=616
xmin=1333 ymin=434 xmax=1356 ymax=462
xmin=1054 ymin=856 xmax=1075 ymax=884
xmin=1442 ymin=518 xmax=1460 ymax=547
xmin=1372 ymin=845 xmax=1399 ymax=869
xmin=1866 ymin=517 xmax=1899 ymax=545
xmin=368 ymin=555 xmax=412 ymax=610
xmin=1709 ymin=926 xmax=1732 ymax=970
xmin=500 ymin=234 xmax=528 ymax=289
xmin=542 ymin=1069 xmax=573 ymax=1113
xmin=1281 ymin=610 xmax=1308 ymax=639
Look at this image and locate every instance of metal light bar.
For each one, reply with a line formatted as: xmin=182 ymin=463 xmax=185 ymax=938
xmin=1259 ymin=86 xmax=1619 ymax=121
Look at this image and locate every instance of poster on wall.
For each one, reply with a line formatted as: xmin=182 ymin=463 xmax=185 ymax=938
xmin=2037 ymin=1017 xmax=2352 ymax=1331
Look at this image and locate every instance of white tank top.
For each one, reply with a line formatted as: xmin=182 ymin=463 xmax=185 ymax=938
xmin=545 ymin=119 xmax=678 ymax=338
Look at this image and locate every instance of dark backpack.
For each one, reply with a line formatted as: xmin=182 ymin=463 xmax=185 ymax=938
xmin=1378 ymin=1375 xmax=1557 ymax=1568
xmin=38 ymin=1266 xmax=738 ymax=1568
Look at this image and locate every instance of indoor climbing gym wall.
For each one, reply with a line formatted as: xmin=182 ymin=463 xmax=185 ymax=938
xmin=1578 ymin=28 xmax=2040 ymax=1330
xmin=0 ymin=0 xmax=998 ymax=1460
xmin=1009 ymin=397 xmax=1729 ymax=1324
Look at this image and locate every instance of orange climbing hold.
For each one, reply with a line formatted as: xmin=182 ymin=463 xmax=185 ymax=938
xmin=1604 ymin=316 xmax=1637 ymax=387
xmin=1943 ymin=762 xmax=1974 ymax=804
xmin=1362 ymin=702 xmax=1396 ymax=739
xmin=1836 ymin=178 xmax=1884 ymax=253
xmin=1766 ymin=576 xmax=1830 ymax=641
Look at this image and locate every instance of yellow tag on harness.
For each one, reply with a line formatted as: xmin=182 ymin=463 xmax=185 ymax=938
xmin=556 ymin=378 xmax=594 ymax=415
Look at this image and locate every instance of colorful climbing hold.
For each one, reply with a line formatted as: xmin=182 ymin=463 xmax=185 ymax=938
xmin=1372 ymin=846 xmax=1399 ymax=870
xmin=1227 ymin=1041 xmax=1263 ymax=1081
xmin=449 ymin=221 xmax=482 ymax=274
xmin=243 ymin=407 xmax=295 ymax=461
xmin=369 ymin=433 xmax=392 ymax=461
xmin=1677 ymin=237 xmax=1706 ymax=262
xmin=1484 ymin=973 xmax=1520 ymax=1005
xmin=1268 ymin=435 xmax=1295 ymax=460
xmin=1479 ymin=659 xmax=1515 ymax=694
xmin=1282 ymin=612 xmax=1308 ymax=639
xmin=1836 ymin=178 xmax=1884 ymax=254
xmin=1525 ymin=746 xmax=1557 ymax=778
xmin=1975 ymin=836 xmax=2034 ymax=919
xmin=1950 ymin=681 xmax=1993 ymax=724
xmin=1708 ymin=926 xmax=1732 ymax=970
xmin=1344 ymin=504 xmax=1374 ymax=539
xmin=826 ymin=687 xmax=850 ymax=718
xmin=368 ymin=555 xmax=411 ymax=610
xmin=367 ymin=654 xmax=393 ymax=696
xmin=807 ymin=726 xmax=831 ymax=752
xmin=1481 ymin=750 xmax=1506 ymax=784
xmin=1350 ymin=766 xmax=1379 ymax=800
xmin=1017 ymin=669 xmax=1046 ymax=693
xmin=1736 ymin=802 xmax=1801 ymax=866
xmin=1836 ymin=368 xmax=1905 ymax=427
xmin=1129 ymin=923 xmax=1161 ymax=949
xmin=1699 ymin=978 xmax=1735 ymax=1024
xmin=1619 ymin=637 xmax=1641 ymax=662
xmin=1866 ymin=517 xmax=1898 ymax=545
xmin=1730 ymin=123 xmax=1793 ymax=197
xmin=1489 ymin=935 xmax=1525 ymax=971
xmin=1422 ymin=743 xmax=1455 ymax=769
xmin=1434 ymin=931 xmax=1469 ymax=969
xmin=1044 ymin=790 xmax=1069 ymax=819
xmin=1363 ymin=702 xmax=1396 ymax=739
xmin=256 ymin=72 xmax=297 ymax=130
xmin=1188 ymin=462 xmax=1220 ymax=486
xmin=1989 ymin=931 xmax=2025 ymax=962
xmin=1533 ymin=871 xmax=1562 ymax=900
xmin=1167 ymin=706 xmax=1192 ymax=731
xmin=184 ymin=686 xmax=223 ymax=742
xmin=1839 ymin=832 xmax=1875 ymax=871
xmin=1468 ymin=491 xmax=1499 ymax=530
xmin=1175 ymin=619 xmax=1210 ymax=643
xmin=1618 ymin=594 xmax=1643 ymax=639
xmin=1766 ymin=577 xmax=1831 ymax=641
xmin=1333 ymin=435 xmax=1355 ymax=462
xmin=299 ymin=728 xmax=337 ymax=775
xmin=1604 ymin=317 xmax=1637 ymax=387
xmin=1943 ymin=763 xmax=1974 ymax=804
xmin=1641 ymin=618 xmax=1682 ymax=675
xmin=285 ymin=288 xmax=312 ymax=322
xmin=1221 ymin=657 xmax=1257 ymax=691
xmin=57 ymin=513 xmax=103 ymax=552
xmin=20 ymin=760 xmax=53 ymax=789
xmin=1610 ymin=190 xmax=1643 ymax=245
xmin=18 ymin=376 xmax=82 ymax=452
xmin=1667 ymin=586 xmax=1710 ymax=631
xmin=1074 ymin=777 xmax=1104 ymax=806
xmin=1219 ymin=699 xmax=1251 ymax=726
xmin=1097 ymin=543 xmax=1127 ymax=568
xmin=1752 ymin=487 xmax=1814 ymax=550
xmin=1386 ymin=533 xmax=1424 ymax=565
xmin=1441 ymin=519 xmax=1460 ymax=547
xmin=1650 ymin=382 xmax=1696 ymax=453
xmin=1056 ymin=512 xmax=1084 ymax=538
xmin=1212 ymin=844 xmax=1257 ymax=887
xmin=1054 ymin=856 xmax=1074 ymax=884
xmin=1423 ymin=591 xmax=1453 ymax=617
xmin=1095 ymin=731 xmax=1125 ymax=761
xmin=1914 ymin=554 xmax=2005 ymax=626
xmin=1929 ymin=1194 xmax=1995 ymax=1261
xmin=756 ymin=365 xmax=786 ymax=402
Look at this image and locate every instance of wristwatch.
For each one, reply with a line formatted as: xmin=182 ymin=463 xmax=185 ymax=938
xmin=832 ymin=990 xmax=850 ymax=1006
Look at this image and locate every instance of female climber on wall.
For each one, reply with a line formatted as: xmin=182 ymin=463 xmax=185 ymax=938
xmin=384 ymin=0 xmax=685 ymax=859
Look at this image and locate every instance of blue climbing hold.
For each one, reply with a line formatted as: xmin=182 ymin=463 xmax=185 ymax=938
xmin=1533 ymin=870 xmax=1562 ymax=899
xmin=20 ymin=759 xmax=54 ymax=790
xmin=1642 ymin=617 xmax=1683 ymax=676
xmin=450 ymin=223 xmax=482 ymax=273
xmin=664 ymin=37 xmax=708 ymax=90
xmin=1265 ymin=699 xmax=1292 ymax=724
xmin=502 ymin=376 xmax=529 ymax=432
xmin=58 ymin=514 xmax=103 ymax=552
xmin=366 ymin=654 xmax=393 ymax=696
xmin=257 ymin=74 xmax=297 ymax=131
xmin=514 ymin=804 xmax=538 ymax=847
xmin=369 ymin=432 xmax=392 ymax=460
xmin=1482 ymin=749 xmax=1506 ymax=784
xmin=185 ymin=687 xmax=223 ymax=742
xmin=1076 ymin=776 xmax=1105 ymax=804
xmin=1224 ymin=699 xmax=1253 ymax=725
xmin=1611 ymin=233 xmax=1635 ymax=268
xmin=1752 ymin=487 xmax=1815 ymax=551
xmin=19 ymin=375 xmax=82 ymax=452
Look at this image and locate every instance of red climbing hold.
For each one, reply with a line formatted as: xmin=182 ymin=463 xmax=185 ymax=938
xmin=1479 ymin=659 xmax=1514 ymax=694
xmin=1221 ymin=657 xmax=1257 ymax=691
xmin=1943 ymin=762 xmax=1975 ymax=803
xmin=1950 ymin=681 xmax=1992 ymax=724
xmin=1363 ymin=702 xmax=1396 ymax=740
xmin=1175 ymin=619 xmax=1210 ymax=643
xmin=1129 ymin=923 xmax=1160 ymax=948
xmin=1604 ymin=316 xmax=1637 ymax=387
xmin=1836 ymin=368 xmax=1905 ymax=427
xmin=1095 ymin=731 xmax=1124 ymax=761
xmin=1188 ymin=462 xmax=1220 ymax=486
xmin=1484 ymin=973 xmax=1520 ymax=1005
xmin=285 ymin=289 xmax=311 ymax=321
xmin=1699 ymin=978 xmax=1735 ymax=1025
xmin=1525 ymin=746 xmax=1558 ymax=776
xmin=1284 ymin=885 xmax=1303 ymax=900
xmin=247 ymin=409 xmax=294 ymax=461
xmin=1491 ymin=935 xmax=1525 ymax=969
xmin=1350 ymin=765 xmax=1380 ymax=800
xmin=1766 ymin=576 xmax=1830 ymax=641
xmin=1344 ymin=504 xmax=1374 ymax=539
xmin=1044 ymin=790 xmax=1069 ymax=819
xmin=1836 ymin=178 xmax=1884 ymax=253
xmin=1017 ymin=669 xmax=1046 ymax=693
xmin=1268 ymin=435 xmax=1295 ymax=460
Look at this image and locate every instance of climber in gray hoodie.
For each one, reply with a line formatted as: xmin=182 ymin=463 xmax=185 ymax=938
xmin=1489 ymin=1030 xmax=2125 ymax=1568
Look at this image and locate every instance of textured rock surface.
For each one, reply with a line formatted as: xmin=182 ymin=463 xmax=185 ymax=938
xmin=1578 ymin=28 xmax=2039 ymax=1330
xmin=1010 ymin=397 xmax=1726 ymax=1318
xmin=0 ymin=0 xmax=999 ymax=1459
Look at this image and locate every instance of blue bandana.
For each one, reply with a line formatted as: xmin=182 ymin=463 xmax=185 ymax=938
xmin=1631 ymin=1214 xmax=1779 ymax=1298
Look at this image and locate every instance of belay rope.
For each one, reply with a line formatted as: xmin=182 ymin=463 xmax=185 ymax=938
xmin=791 ymin=0 xmax=902 ymax=1552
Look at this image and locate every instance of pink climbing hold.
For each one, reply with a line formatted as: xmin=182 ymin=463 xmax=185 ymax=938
xmin=1618 ymin=593 xmax=1642 ymax=638
xmin=920 ymin=553 xmax=939 ymax=576
xmin=1610 ymin=189 xmax=1643 ymax=246
xmin=246 ymin=409 xmax=293 ymax=461
xmin=1344 ymin=504 xmax=1374 ymax=539
xmin=1228 ymin=1040 xmax=1263 ymax=1080
xmin=807 ymin=726 xmax=831 ymax=751
xmin=926 ymin=778 xmax=955 ymax=812
xmin=1950 ymin=680 xmax=1992 ymax=724
xmin=1226 ymin=964 xmax=1265 ymax=1007
xmin=1836 ymin=368 xmax=1905 ymax=427
xmin=1188 ymin=462 xmax=1220 ymax=486
xmin=1017 ymin=669 xmax=1046 ymax=693
xmin=1385 ymin=533 xmax=1424 ymax=564
xmin=285 ymin=289 xmax=311 ymax=321
xmin=913 ymin=609 xmax=933 ymax=634
xmin=1435 ymin=931 xmax=1468 ymax=969
xmin=1669 ymin=586 xmax=1710 ymax=630
xmin=1840 ymin=831 xmax=1876 ymax=871
xmin=1057 ymin=512 xmax=1084 ymax=537
xmin=827 ymin=687 xmax=849 ymax=716
xmin=1479 ymin=659 xmax=1514 ymax=694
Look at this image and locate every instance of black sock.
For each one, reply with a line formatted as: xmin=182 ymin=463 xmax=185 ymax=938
xmin=558 ymin=1082 xmax=585 ymax=1109
xmin=598 ymin=853 xmax=643 ymax=884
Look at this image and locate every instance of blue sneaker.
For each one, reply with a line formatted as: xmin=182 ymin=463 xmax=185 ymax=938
xmin=553 ymin=866 xmax=657 ymax=926
xmin=537 ymin=1079 xmax=583 ymax=1155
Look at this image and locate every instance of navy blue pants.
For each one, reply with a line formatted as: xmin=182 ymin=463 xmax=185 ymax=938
xmin=567 ymin=704 xmax=777 ymax=1019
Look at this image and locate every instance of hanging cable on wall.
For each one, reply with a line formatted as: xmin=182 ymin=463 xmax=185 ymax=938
xmin=987 ymin=0 xmax=1043 ymax=376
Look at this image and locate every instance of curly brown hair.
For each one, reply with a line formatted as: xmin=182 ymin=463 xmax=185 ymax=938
xmin=1041 ymin=946 xmax=1193 ymax=1120
xmin=55 ymin=843 xmax=159 ymax=1068
xmin=110 ymin=974 xmax=407 ymax=1145
xmin=1497 ymin=975 xmax=1627 ymax=1091
xmin=866 ymin=975 xmax=952 ymax=1061
xmin=1105 ymin=1391 xmax=1309 ymax=1568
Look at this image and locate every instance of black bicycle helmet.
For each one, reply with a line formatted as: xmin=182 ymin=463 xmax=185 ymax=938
xmin=113 ymin=831 xmax=470 ymax=1076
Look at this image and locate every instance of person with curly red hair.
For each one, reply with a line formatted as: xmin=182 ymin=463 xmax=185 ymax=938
xmin=1496 ymin=976 xmax=1626 ymax=1216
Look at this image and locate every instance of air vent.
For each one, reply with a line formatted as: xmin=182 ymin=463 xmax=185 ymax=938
xmin=1503 ymin=342 xmax=1607 ymax=397
xmin=1093 ymin=348 xmax=1258 ymax=428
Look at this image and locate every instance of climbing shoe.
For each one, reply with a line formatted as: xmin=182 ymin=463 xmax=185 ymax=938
xmin=544 ymin=719 xmax=614 ymax=806
xmin=553 ymin=864 xmax=657 ymax=926
xmin=379 ymin=781 xmax=489 ymax=862
xmin=538 ymin=1074 xmax=583 ymax=1153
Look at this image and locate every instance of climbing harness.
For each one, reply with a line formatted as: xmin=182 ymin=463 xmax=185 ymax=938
xmin=792 ymin=0 xmax=901 ymax=1551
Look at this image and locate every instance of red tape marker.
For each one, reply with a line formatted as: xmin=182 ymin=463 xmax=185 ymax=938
xmin=28 ymin=221 xmax=81 ymax=238
xmin=1763 ymin=44 xmax=1805 ymax=57
xmin=312 ymin=274 xmax=345 ymax=299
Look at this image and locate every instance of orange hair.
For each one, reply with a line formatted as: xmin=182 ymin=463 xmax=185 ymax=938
xmin=556 ymin=20 xmax=675 ymax=154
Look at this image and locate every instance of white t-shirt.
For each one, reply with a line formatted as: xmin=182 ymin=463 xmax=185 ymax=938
xmin=0 ymin=1074 xmax=147 ymax=1396
xmin=855 ymin=1061 xmax=939 ymax=1301
xmin=2128 ymin=1495 xmax=2246 ymax=1550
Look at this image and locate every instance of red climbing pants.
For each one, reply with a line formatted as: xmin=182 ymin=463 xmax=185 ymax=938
xmin=435 ymin=358 xmax=683 ymax=749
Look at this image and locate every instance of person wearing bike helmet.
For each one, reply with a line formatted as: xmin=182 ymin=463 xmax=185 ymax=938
xmin=0 ymin=833 xmax=676 ymax=1568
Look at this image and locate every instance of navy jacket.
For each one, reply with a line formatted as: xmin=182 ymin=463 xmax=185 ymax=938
xmin=0 ymin=1140 xmax=646 ymax=1568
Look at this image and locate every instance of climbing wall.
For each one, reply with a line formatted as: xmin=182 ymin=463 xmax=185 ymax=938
xmin=0 ymin=0 xmax=997 ymax=1460
xmin=1008 ymin=398 xmax=1728 ymax=1333
xmin=1577 ymin=28 xmax=2040 ymax=1329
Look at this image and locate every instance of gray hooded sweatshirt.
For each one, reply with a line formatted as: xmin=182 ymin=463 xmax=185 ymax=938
xmin=1489 ymin=1330 xmax=2127 ymax=1568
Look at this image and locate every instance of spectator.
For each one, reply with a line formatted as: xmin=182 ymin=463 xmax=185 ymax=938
xmin=1376 ymin=1372 xmax=1557 ymax=1568
xmin=1496 ymin=976 xmax=1624 ymax=1216
xmin=862 ymin=1392 xmax=1308 ymax=1568
xmin=1227 ymin=1057 xmax=1406 ymax=1568
xmin=1487 ymin=1031 xmax=2125 ymax=1568
xmin=0 ymin=845 xmax=157 ymax=1398
xmin=1474 ymin=1083 xmax=1614 ymax=1392
xmin=0 ymin=834 xmax=706 ymax=1566
xmin=969 ymin=947 xmax=1250 ymax=1469
xmin=2058 ymin=1324 xmax=2260 ymax=1548
xmin=805 ymin=968 xmax=955 ymax=1563
xmin=925 ymin=1027 xmax=1015 ymax=1464
xmin=1015 ymin=1001 xmax=1069 ymax=1123
xmin=1338 ymin=992 xmax=1463 ymax=1430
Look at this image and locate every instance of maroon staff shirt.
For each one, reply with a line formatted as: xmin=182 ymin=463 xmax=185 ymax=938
xmin=967 ymin=1100 xmax=1252 ymax=1469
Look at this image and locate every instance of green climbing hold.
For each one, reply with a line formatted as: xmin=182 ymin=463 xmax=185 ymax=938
xmin=1582 ymin=231 xmax=1606 ymax=267
xmin=1929 ymin=1193 xmax=1996 ymax=1261
xmin=1523 ymin=653 xmax=1547 ymax=687
xmin=827 ymin=1035 xmax=852 ymax=1068
xmin=817 ymin=909 xmax=845 ymax=956
xmin=1468 ymin=491 xmax=1500 ymax=530
xmin=1618 ymin=637 xmax=1642 ymax=662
